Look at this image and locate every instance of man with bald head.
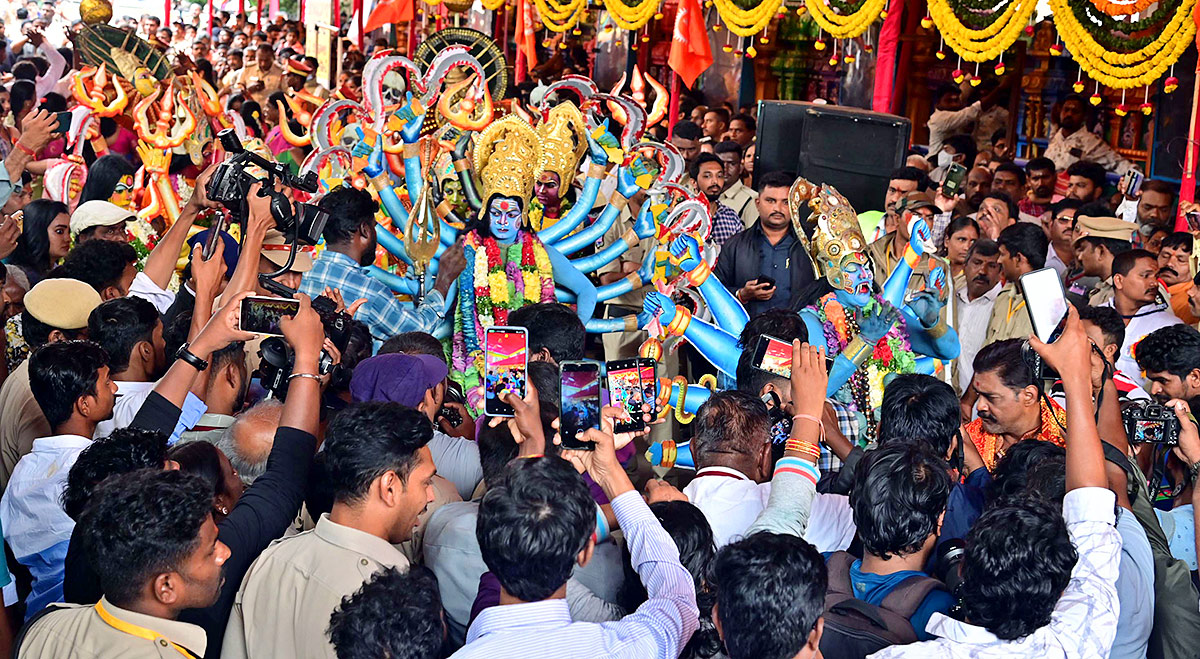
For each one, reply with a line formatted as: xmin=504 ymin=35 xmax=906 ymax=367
xmin=215 ymin=400 xmax=283 ymax=484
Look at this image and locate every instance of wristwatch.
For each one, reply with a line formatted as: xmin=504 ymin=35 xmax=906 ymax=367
xmin=175 ymin=343 xmax=209 ymax=372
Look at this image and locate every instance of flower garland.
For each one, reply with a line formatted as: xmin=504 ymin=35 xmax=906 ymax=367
xmin=450 ymin=230 xmax=556 ymax=412
xmin=533 ymin=0 xmax=587 ymax=32
xmin=813 ymin=293 xmax=917 ymax=443
xmin=928 ymin=0 xmax=1038 ymax=62
xmin=804 ymin=0 xmax=886 ymax=39
xmin=528 ymin=197 xmax=574 ymax=233
xmin=715 ymin=0 xmax=785 ymax=36
xmin=1069 ymin=0 xmax=1183 ymax=48
xmin=1051 ymin=0 xmax=1196 ymax=88
xmin=603 ymin=0 xmax=660 ymax=31
xmin=1091 ymin=0 xmax=1157 ymax=17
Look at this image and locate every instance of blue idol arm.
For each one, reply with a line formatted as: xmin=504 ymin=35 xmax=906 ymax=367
xmin=368 ymin=266 xmax=419 ymax=296
xmin=545 ymin=242 xmax=597 ymax=323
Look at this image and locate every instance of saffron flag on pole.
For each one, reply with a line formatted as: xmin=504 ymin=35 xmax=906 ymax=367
xmin=517 ymin=0 xmax=539 ymax=69
xmin=668 ymin=0 xmax=712 ymax=89
xmin=364 ymin=0 xmax=413 ymax=34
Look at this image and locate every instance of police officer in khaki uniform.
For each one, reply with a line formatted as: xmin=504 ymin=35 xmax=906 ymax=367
xmin=15 ymin=470 xmax=227 ymax=659
xmin=222 ymin=405 xmax=437 ymax=659
xmin=868 ymin=191 xmax=955 ymax=321
xmin=1071 ymin=215 xmax=1142 ymax=306
xmin=0 ymin=279 xmax=101 ymax=492
xmin=225 ymin=43 xmax=285 ymax=106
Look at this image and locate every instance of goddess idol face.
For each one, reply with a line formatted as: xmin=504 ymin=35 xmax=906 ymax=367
xmin=488 ymin=196 xmax=523 ymax=244
xmin=835 ymin=259 xmax=875 ymax=308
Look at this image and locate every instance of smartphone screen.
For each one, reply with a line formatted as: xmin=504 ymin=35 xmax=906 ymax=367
xmin=638 ymin=358 xmax=659 ymax=417
xmin=484 ymin=327 xmax=528 ymax=417
xmin=942 ymin=163 xmax=967 ymax=197
xmin=56 ymin=111 xmax=72 ymax=134
xmin=1019 ymin=268 xmax=1068 ymax=343
xmin=560 ymin=361 xmax=601 ymax=450
xmin=752 ymin=334 xmax=793 ymax=378
xmin=238 ymin=296 xmax=299 ymax=336
xmin=606 ymin=359 xmax=645 ymax=433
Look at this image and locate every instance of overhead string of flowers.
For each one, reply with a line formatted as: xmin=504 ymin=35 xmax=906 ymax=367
xmin=925 ymin=0 xmax=1038 ymax=62
xmin=1049 ymin=0 xmax=1195 ymax=89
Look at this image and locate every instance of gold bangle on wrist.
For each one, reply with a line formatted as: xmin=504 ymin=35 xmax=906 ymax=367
xmin=687 ymin=260 xmax=712 ymax=287
xmin=844 ymin=336 xmax=873 ymax=365
xmin=403 ymin=143 xmax=420 ymax=159
xmin=611 ymin=194 xmax=629 ymax=211
xmin=665 ymin=308 xmax=692 ymax=336
xmin=589 ymin=162 xmax=608 ymax=179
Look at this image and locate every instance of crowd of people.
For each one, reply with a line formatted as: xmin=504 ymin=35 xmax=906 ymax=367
xmin=1 ymin=2 xmax=1200 ymax=658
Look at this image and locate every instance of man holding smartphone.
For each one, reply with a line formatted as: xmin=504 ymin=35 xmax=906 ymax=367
xmin=715 ymin=172 xmax=815 ymax=317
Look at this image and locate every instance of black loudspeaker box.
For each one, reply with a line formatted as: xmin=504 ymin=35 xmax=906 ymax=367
xmin=755 ymin=100 xmax=912 ymax=213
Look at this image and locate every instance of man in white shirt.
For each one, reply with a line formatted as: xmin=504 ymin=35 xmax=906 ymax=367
xmin=1100 ymin=249 xmax=1182 ymax=388
xmin=88 ymin=297 xmax=206 ymax=441
xmin=871 ymin=306 xmax=1122 ymax=659
xmin=0 ymin=340 xmax=116 ymax=619
xmin=954 ymin=239 xmax=1002 ymax=394
xmin=679 ymin=391 xmax=855 ymax=552
xmin=451 ymin=423 xmax=698 ymax=659
xmin=927 ymin=80 xmax=1010 ymax=154
xmin=424 ymin=423 xmax=624 ymax=646
xmin=1044 ymin=94 xmax=1131 ymax=175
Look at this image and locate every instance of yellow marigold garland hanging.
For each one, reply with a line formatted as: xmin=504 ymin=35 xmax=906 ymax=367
xmin=804 ymin=0 xmax=887 ymax=39
xmin=713 ymin=0 xmax=785 ymax=36
xmin=927 ymin=0 xmax=1038 ymax=62
xmin=534 ymin=0 xmax=587 ymax=31
xmin=603 ymin=0 xmax=660 ymax=31
xmin=1050 ymin=0 xmax=1196 ymax=88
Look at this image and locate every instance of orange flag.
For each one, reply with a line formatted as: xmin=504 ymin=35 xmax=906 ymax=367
xmin=668 ymin=0 xmax=712 ymax=89
xmin=364 ymin=0 xmax=413 ymax=34
xmin=517 ymin=0 xmax=539 ymax=69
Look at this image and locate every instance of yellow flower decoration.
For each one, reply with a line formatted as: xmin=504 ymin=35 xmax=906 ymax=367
xmin=927 ymin=0 xmax=1038 ymax=62
xmin=1049 ymin=0 xmax=1195 ymax=88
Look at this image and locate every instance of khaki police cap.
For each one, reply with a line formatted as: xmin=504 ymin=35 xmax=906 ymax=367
xmin=24 ymin=278 xmax=103 ymax=330
xmin=1073 ymin=215 xmax=1137 ymax=244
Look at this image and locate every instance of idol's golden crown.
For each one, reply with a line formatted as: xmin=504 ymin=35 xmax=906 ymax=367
xmin=474 ymin=115 xmax=541 ymax=201
xmin=535 ymin=102 xmax=587 ymax=190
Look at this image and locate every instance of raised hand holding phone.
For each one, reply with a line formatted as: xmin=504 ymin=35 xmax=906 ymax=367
xmin=560 ymin=405 xmax=635 ymax=499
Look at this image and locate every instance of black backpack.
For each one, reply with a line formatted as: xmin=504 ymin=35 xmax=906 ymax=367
xmin=819 ymin=551 xmax=948 ymax=659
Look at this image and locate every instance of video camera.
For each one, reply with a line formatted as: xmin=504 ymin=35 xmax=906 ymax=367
xmin=206 ymin=128 xmax=329 ymax=246
xmin=256 ymin=278 xmax=355 ymax=401
xmin=1122 ymin=400 xmax=1181 ymax=446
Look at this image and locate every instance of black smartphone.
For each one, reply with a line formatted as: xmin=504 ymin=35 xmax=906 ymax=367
xmin=55 ymin=111 xmax=72 ymax=134
xmin=638 ymin=357 xmax=659 ymax=418
xmin=752 ymin=334 xmax=793 ymax=379
xmin=1019 ymin=268 xmax=1068 ymax=344
xmin=484 ymin=326 xmax=528 ymax=418
xmin=238 ymin=295 xmax=299 ymax=336
xmin=203 ymin=216 xmax=226 ymax=261
xmin=1186 ymin=211 xmax=1200 ymax=233
xmin=606 ymin=358 xmax=645 ymax=433
xmin=560 ymin=361 xmax=601 ymax=450
xmin=756 ymin=275 xmax=776 ymax=287
xmin=941 ymin=162 xmax=968 ymax=198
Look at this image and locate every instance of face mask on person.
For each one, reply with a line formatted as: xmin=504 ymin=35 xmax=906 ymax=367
xmin=937 ymin=149 xmax=955 ymax=168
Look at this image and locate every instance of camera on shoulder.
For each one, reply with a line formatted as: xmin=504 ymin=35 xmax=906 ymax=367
xmin=207 ymin=128 xmax=329 ymax=246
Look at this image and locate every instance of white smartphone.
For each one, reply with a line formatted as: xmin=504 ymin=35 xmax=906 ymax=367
xmin=1019 ymin=268 xmax=1068 ymax=344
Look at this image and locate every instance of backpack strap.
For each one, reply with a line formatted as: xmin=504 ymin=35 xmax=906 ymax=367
xmin=877 ymin=574 xmax=947 ymax=620
xmin=824 ymin=551 xmax=857 ymax=598
xmin=12 ymin=604 xmax=71 ymax=657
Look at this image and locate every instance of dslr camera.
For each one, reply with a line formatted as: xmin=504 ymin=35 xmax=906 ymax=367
xmin=207 ymin=128 xmax=329 ymax=246
xmin=1122 ymin=400 xmax=1180 ymax=446
xmin=256 ymin=280 xmax=356 ymax=401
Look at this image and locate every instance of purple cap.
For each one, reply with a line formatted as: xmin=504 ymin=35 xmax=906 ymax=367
xmin=350 ymin=353 xmax=449 ymax=408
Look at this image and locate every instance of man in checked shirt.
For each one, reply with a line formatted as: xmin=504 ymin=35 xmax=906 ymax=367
xmin=299 ymin=187 xmax=466 ymax=350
